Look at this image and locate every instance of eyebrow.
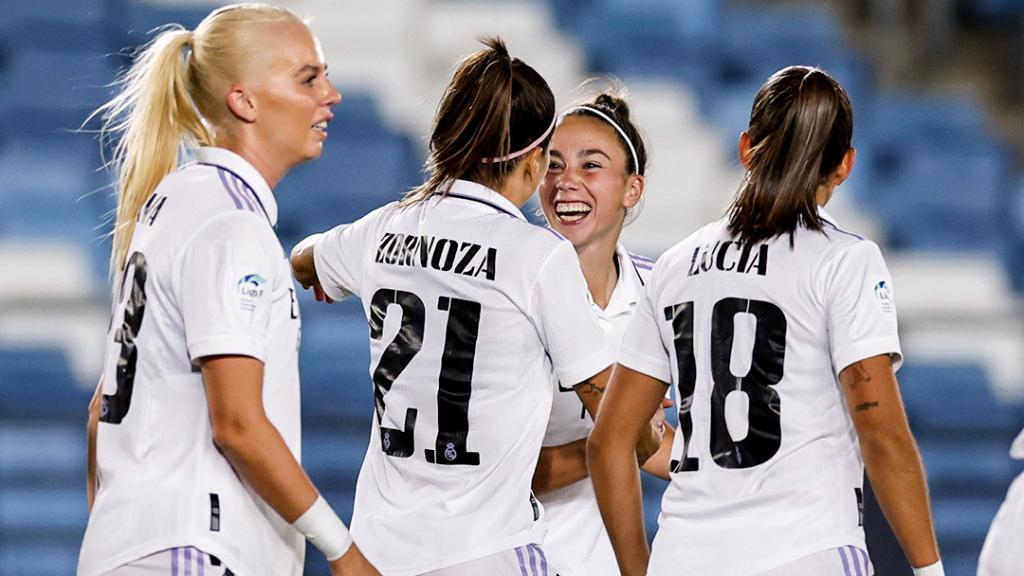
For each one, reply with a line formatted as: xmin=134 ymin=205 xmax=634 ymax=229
xmin=295 ymin=63 xmax=327 ymax=77
xmin=580 ymin=148 xmax=612 ymax=161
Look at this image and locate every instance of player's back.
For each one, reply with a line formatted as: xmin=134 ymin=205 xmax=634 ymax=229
xmin=636 ymin=210 xmax=899 ymax=575
xmin=313 ymin=179 xmax=612 ymax=575
xmin=80 ymin=149 xmax=303 ymax=576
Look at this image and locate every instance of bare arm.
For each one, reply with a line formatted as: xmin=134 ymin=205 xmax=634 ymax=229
xmin=86 ymin=380 xmax=101 ymax=511
xmin=290 ymin=234 xmax=332 ymax=303
xmin=840 ymin=354 xmax=940 ymax=569
xmin=574 ymin=365 xmax=663 ymax=465
xmin=641 ymin=422 xmax=674 ymax=481
xmin=588 ymin=364 xmax=669 ymax=576
xmin=532 ymin=438 xmax=588 ymax=496
xmin=202 ymin=355 xmax=377 ymax=575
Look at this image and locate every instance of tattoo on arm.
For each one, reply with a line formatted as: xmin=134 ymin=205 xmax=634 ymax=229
xmin=844 ymin=361 xmax=872 ymax=391
xmin=855 ymin=401 xmax=880 ymax=412
xmin=578 ymin=379 xmax=605 ymax=396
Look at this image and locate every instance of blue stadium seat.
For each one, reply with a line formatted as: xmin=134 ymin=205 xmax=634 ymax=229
xmin=107 ymin=0 xmax=212 ymax=55
xmin=0 ymin=543 xmax=81 ymax=576
xmin=0 ymin=423 xmax=84 ymax=486
xmin=918 ymin=438 xmax=1019 ymax=499
xmin=898 ymin=363 xmax=1017 ymax=437
xmin=0 ymin=0 xmax=109 ymax=52
xmin=0 ymin=48 xmax=117 ymax=141
xmin=931 ymin=495 xmax=1002 ymax=560
xmin=0 ymin=346 xmax=89 ymax=422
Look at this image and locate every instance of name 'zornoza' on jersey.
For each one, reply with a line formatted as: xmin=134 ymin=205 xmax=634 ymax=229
xmin=619 ymin=209 xmax=902 ymax=576
xmin=312 ymin=179 xmax=614 ymax=576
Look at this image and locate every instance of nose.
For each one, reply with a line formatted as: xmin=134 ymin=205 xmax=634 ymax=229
xmin=554 ymin=166 xmax=579 ymax=192
xmin=324 ymin=81 xmax=342 ymax=107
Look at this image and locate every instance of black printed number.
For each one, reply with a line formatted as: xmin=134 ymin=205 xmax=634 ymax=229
xmin=666 ymin=297 xmax=786 ymax=471
xmin=368 ymin=289 xmax=482 ymax=465
xmin=101 ymin=252 xmax=149 ymax=424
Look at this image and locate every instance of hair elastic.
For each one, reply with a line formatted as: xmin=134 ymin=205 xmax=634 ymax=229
xmin=560 ymin=105 xmax=639 ymax=175
xmin=481 ymin=116 xmax=557 ymax=163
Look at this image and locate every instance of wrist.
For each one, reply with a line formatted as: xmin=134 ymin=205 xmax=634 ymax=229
xmin=912 ymin=560 xmax=944 ymax=576
xmin=292 ymin=495 xmax=352 ymax=561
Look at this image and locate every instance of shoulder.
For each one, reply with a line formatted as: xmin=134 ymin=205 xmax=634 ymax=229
xmin=158 ymin=162 xmax=271 ymax=229
xmin=624 ymin=249 xmax=655 ymax=284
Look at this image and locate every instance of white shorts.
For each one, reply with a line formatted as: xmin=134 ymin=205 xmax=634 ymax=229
xmin=979 ymin=471 xmax=1024 ymax=576
xmin=755 ymin=546 xmax=873 ymax=576
xmin=423 ymin=544 xmax=550 ymax=576
xmin=102 ymin=546 xmax=233 ymax=576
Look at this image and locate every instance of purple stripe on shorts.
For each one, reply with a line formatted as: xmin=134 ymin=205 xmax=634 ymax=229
xmin=216 ymin=169 xmax=243 ymax=209
xmin=198 ymin=551 xmax=205 ymax=576
xmin=529 ymin=544 xmax=548 ymax=576
xmin=859 ymin=547 xmax=871 ymax=575
xmin=837 ymin=546 xmax=851 ymax=576
xmin=184 ymin=547 xmax=192 ymax=576
xmin=527 ymin=545 xmax=538 ymax=576
xmin=514 ymin=546 xmax=529 ymax=576
xmin=848 ymin=546 xmax=863 ymax=576
xmin=172 ymin=547 xmax=179 ymax=576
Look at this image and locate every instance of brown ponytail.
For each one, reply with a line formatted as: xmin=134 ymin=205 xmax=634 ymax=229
xmin=727 ymin=66 xmax=853 ymax=245
xmin=402 ymin=36 xmax=555 ymax=205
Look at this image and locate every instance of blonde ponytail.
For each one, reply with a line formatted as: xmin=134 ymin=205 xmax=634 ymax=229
xmin=94 ymin=26 xmax=212 ymax=276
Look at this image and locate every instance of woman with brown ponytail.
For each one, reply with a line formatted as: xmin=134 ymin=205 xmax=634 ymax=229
xmin=79 ymin=5 xmax=378 ymax=575
xmin=589 ymin=66 xmax=944 ymax=576
xmin=291 ymin=38 xmax=662 ymax=575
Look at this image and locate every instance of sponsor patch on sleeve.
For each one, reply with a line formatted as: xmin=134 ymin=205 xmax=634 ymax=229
xmin=874 ymin=280 xmax=895 ymax=313
xmin=237 ymin=274 xmax=266 ymax=311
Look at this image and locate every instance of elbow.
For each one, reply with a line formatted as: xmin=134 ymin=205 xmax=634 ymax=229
xmin=210 ymin=416 xmax=253 ymax=457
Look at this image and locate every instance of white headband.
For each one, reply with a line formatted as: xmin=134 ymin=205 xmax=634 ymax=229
xmin=559 ymin=105 xmax=640 ymax=174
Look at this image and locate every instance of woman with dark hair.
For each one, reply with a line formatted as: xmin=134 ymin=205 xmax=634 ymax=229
xmin=589 ymin=66 xmax=944 ymax=576
xmin=291 ymin=38 xmax=662 ymax=576
xmin=532 ymin=85 xmax=673 ymax=576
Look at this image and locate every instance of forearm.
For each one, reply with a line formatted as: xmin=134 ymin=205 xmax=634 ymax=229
xmin=86 ymin=383 xmax=101 ymax=511
xmin=289 ymin=233 xmax=321 ymax=288
xmin=862 ymin=433 xmax=940 ymax=568
xmin=532 ymin=438 xmax=588 ymax=495
xmin=215 ymin=416 xmax=318 ymax=523
xmin=641 ymin=425 xmax=674 ymax=480
xmin=588 ymin=436 xmax=650 ymax=576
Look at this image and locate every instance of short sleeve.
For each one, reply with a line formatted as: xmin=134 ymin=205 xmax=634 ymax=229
xmin=179 ymin=212 xmax=277 ymax=363
xmin=313 ymin=213 xmax=379 ymax=301
xmin=823 ymin=240 xmax=902 ymax=375
xmin=618 ymin=276 xmax=673 ymax=384
xmin=530 ymin=242 xmax=615 ymax=385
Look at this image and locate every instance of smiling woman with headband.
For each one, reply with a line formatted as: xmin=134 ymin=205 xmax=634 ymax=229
xmin=289 ymin=38 xmax=661 ymax=576
xmin=531 ymin=85 xmax=675 ymax=576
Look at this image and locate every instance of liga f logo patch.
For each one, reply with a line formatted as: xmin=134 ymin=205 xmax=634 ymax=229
xmin=874 ymin=280 xmax=894 ymax=313
xmin=237 ymin=274 xmax=266 ymax=311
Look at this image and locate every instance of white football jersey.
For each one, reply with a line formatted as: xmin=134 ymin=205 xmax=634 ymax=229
xmin=78 ymin=148 xmax=304 ymax=576
xmin=540 ymin=244 xmax=651 ymax=576
xmin=619 ymin=210 xmax=902 ymax=576
xmin=312 ymin=179 xmax=614 ymax=575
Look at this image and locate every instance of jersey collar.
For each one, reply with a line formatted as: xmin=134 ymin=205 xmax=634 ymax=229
xmin=195 ymin=147 xmax=278 ymax=227
xmin=441 ymin=179 xmax=527 ymax=221
xmin=601 ymin=243 xmax=645 ymax=317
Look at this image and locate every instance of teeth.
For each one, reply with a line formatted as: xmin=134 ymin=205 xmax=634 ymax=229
xmin=558 ymin=213 xmax=587 ymax=223
xmin=555 ymin=202 xmax=591 ymax=214
xmin=312 ymin=121 xmax=328 ymax=130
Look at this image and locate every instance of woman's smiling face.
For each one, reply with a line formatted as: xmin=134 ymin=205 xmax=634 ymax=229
xmin=540 ymin=114 xmax=640 ymax=249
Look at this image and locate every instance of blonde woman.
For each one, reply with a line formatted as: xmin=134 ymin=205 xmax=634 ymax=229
xmin=78 ymin=5 xmax=377 ymax=576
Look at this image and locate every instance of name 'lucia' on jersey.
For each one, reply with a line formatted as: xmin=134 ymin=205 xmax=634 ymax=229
xmin=687 ymin=239 xmax=769 ymax=277
xmin=374 ymin=231 xmax=498 ymax=281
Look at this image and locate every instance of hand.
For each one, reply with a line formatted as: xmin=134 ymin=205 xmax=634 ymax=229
xmin=328 ymin=544 xmax=380 ymax=576
xmin=635 ymin=419 xmax=664 ymax=467
xmin=312 ymin=282 xmax=334 ymax=304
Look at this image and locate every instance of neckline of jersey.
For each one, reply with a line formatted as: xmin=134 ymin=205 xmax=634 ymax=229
xmin=440 ymin=180 xmax=526 ymax=221
xmin=195 ymin=147 xmax=277 ymax=227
